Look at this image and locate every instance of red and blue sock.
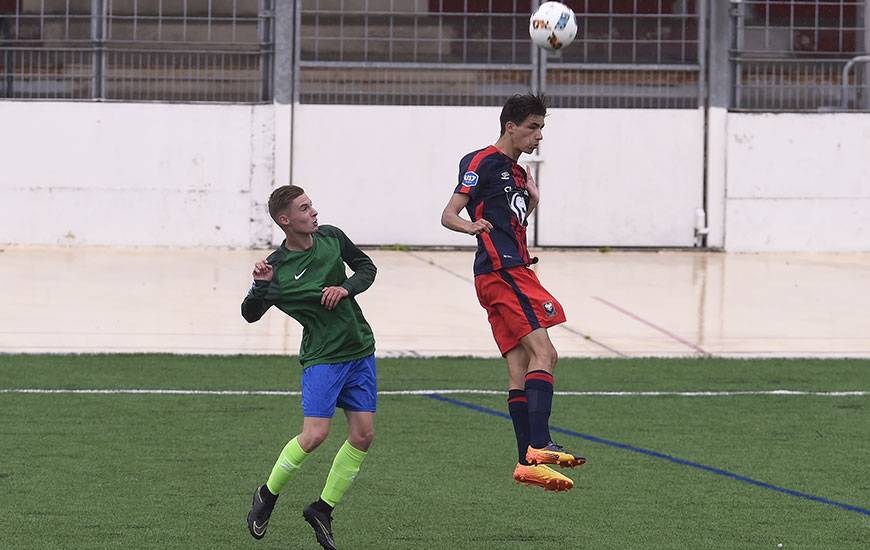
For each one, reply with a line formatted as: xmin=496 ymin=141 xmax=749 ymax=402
xmin=525 ymin=370 xmax=554 ymax=449
xmin=507 ymin=389 xmax=530 ymax=464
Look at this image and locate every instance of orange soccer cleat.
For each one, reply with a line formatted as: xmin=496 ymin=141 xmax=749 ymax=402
xmin=526 ymin=442 xmax=587 ymax=468
xmin=512 ymin=463 xmax=574 ymax=492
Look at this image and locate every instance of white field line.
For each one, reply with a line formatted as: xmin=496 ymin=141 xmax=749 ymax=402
xmin=0 ymin=388 xmax=866 ymax=397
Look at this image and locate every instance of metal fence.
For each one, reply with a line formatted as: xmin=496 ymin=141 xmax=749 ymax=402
xmin=0 ymin=0 xmax=272 ymax=101
xmin=297 ymin=0 xmax=703 ymax=108
xmin=732 ymin=0 xmax=870 ymax=111
xmin=1 ymin=0 xmax=868 ymax=110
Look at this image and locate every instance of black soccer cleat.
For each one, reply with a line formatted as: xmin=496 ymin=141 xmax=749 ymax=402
xmin=302 ymin=502 xmax=337 ymax=550
xmin=246 ymin=485 xmax=278 ymax=540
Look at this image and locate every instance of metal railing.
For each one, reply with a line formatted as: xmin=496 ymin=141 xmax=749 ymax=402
xmin=1 ymin=0 xmax=867 ymax=110
xmin=841 ymin=54 xmax=870 ymax=107
xmin=731 ymin=0 xmax=869 ymax=112
xmin=0 ymin=0 xmax=273 ymax=102
xmin=296 ymin=0 xmax=703 ymax=108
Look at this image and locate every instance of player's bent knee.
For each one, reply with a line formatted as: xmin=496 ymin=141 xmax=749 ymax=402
xmin=547 ymin=348 xmax=559 ymax=369
xmin=532 ymin=346 xmax=558 ymax=371
xmin=299 ymin=426 xmax=331 ymax=451
xmin=302 ymin=435 xmax=327 ymax=452
xmin=349 ymin=428 xmax=374 ymax=450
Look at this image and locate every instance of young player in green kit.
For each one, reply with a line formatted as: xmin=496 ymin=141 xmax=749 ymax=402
xmin=242 ymin=185 xmax=377 ymax=550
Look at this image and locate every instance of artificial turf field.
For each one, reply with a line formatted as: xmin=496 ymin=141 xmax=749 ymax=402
xmin=1 ymin=355 xmax=868 ymax=549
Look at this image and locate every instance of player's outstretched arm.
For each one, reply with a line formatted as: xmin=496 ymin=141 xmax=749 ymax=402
xmin=241 ymin=260 xmax=273 ymax=322
xmin=441 ymin=193 xmax=493 ymax=236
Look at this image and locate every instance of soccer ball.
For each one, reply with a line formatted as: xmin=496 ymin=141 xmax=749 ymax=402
xmin=529 ymin=2 xmax=578 ymax=51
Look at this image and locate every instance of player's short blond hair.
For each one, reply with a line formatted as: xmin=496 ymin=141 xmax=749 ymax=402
xmin=268 ymin=185 xmax=305 ymax=225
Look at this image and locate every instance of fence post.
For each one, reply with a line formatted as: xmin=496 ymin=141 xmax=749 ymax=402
xmin=863 ymin=1 xmax=870 ymax=109
xmin=730 ymin=0 xmax=744 ymax=109
xmin=703 ymin=0 xmax=734 ymax=249
xmin=260 ymin=0 xmax=275 ymax=102
xmin=529 ymin=0 xmax=541 ymax=247
xmin=1 ymin=4 xmax=13 ymax=97
xmin=91 ymin=0 xmax=105 ymax=99
xmin=273 ymin=0 xmax=293 ymax=105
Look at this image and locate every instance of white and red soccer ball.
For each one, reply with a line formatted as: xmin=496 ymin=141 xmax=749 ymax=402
xmin=529 ymin=2 xmax=578 ymax=51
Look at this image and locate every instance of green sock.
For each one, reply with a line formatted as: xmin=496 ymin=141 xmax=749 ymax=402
xmin=266 ymin=436 xmax=309 ymax=495
xmin=320 ymin=440 xmax=368 ymax=507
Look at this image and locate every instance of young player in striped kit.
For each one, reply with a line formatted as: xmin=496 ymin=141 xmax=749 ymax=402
xmin=441 ymin=94 xmax=586 ymax=492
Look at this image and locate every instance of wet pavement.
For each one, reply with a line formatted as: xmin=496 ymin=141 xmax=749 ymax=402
xmin=2 ymin=246 xmax=869 ymax=358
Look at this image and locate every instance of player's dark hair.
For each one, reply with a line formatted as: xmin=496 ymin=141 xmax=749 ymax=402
xmin=268 ymin=185 xmax=305 ymax=224
xmin=499 ymin=93 xmax=547 ymax=135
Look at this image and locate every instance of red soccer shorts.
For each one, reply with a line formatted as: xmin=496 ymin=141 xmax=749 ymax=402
xmin=474 ymin=265 xmax=566 ymax=355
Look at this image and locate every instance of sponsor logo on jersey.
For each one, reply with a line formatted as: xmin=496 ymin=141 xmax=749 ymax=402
xmin=462 ymin=171 xmax=479 ymax=187
xmin=500 ymin=171 xmax=511 ymax=180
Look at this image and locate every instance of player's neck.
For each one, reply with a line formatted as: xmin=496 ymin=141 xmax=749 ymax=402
xmin=493 ymin=137 xmax=521 ymax=162
xmin=282 ymin=231 xmax=314 ymax=251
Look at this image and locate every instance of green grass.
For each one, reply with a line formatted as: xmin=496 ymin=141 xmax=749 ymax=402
xmin=1 ymin=355 xmax=868 ymax=549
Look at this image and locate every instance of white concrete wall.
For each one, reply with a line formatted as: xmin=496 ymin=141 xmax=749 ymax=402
xmin=536 ymin=109 xmax=704 ymax=246
xmin=0 ymin=102 xmax=290 ymax=247
xmin=2 ymin=103 xmax=868 ymax=251
xmin=289 ymin=104 xmax=493 ymax=247
xmin=291 ymin=105 xmax=703 ymax=247
xmin=724 ymin=113 xmax=870 ymax=252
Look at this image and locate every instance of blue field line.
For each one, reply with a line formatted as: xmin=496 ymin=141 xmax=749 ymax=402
xmin=426 ymin=393 xmax=870 ymax=517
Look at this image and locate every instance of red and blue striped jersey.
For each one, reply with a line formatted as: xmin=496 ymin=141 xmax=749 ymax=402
xmin=454 ymin=145 xmax=533 ymax=276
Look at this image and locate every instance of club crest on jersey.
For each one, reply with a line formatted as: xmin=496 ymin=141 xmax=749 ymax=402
xmin=462 ymin=171 xmax=479 ymax=187
xmin=543 ymin=301 xmax=556 ymax=318
xmin=510 ymin=193 xmax=528 ymax=224
xmin=506 ymin=187 xmax=529 ymax=225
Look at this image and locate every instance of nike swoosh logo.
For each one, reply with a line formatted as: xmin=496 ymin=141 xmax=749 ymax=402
xmin=294 ymin=268 xmax=307 ymax=280
xmin=252 ymin=520 xmax=267 ymax=536
xmin=313 ymin=518 xmax=334 ymax=545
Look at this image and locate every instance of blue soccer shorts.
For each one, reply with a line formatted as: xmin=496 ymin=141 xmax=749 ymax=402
xmin=300 ymin=354 xmax=377 ymax=418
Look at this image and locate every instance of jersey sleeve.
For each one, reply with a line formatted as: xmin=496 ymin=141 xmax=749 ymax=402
xmin=241 ymin=248 xmax=287 ymax=322
xmin=454 ymin=156 xmax=485 ymax=199
xmin=241 ymin=280 xmax=272 ymax=322
xmin=320 ymin=225 xmax=377 ymax=297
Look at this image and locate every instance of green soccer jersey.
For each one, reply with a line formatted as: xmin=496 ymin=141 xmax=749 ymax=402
xmin=241 ymin=225 xmax=376 ymax=367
